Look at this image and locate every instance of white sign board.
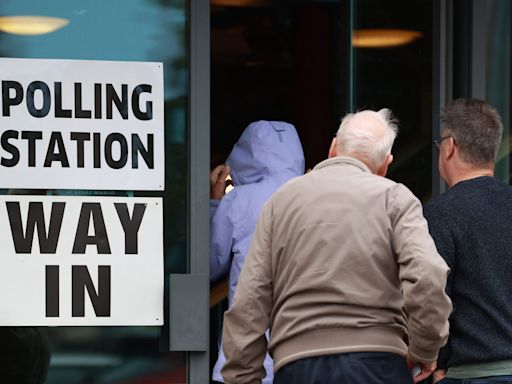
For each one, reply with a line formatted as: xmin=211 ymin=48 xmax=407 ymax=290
xmin=0 ymin=58 xmax=164 ymax=190
xmin=0 ymin=195 xmax=163 ymax=326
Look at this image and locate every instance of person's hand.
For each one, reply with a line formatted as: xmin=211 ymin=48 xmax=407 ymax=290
xmin=405 ymin=354 xmax=437 ymax=384
xmin=210 ymin=164 xmax=231 ymax=200
xmin=432 ymin=369 xmax=447 ymax=383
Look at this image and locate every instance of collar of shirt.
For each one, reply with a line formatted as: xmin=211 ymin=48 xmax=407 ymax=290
xmin=313 ymin=156 xmax=372 ymax=174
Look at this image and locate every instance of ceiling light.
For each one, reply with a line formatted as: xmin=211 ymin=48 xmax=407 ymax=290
xmin=0 ymin=16 xmax=69 ymax=36
xmin=353 ymin=29 xmax=423 ymax=48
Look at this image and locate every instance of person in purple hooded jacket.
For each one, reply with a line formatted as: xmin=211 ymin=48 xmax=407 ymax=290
xmin=210 ymin=120 xmax=305 ymax=384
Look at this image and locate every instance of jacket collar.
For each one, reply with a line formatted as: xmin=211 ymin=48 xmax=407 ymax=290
xmin=313 ymin=156 xmax=372 ymax=174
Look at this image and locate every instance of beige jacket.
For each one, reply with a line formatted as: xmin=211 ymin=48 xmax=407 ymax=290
xmin=221 ymin=156 xmax=452 ymax=383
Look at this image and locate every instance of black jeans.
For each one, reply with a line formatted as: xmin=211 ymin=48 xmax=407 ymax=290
xmin=274 ymin=352 xmax=414 ymax=384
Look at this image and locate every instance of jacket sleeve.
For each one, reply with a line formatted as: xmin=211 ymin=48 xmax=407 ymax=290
xmin=423 ymin=202 xmax=456 ymax=369
xmin=221 ymin=201 xmax=273 ymax=384
xmin=210 ymin=197 xmax=235 ymax=282
xmin=210 ymin=198 xmax=220 ymax=219
xmin=391 ymin=184 xmax=453 ymax=363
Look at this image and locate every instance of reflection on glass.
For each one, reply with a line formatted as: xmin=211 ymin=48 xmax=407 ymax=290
xmin=353 ymin=0 xmax=433 ymax=201
xmin=0 ymin=16 xmax=69 ymax=35
xmin=352 ymin=29 xmax=423 ymax=48
xmin=487 ymin=0 xmax=511 ymax=184
xmin=45 ymin=328 xmax=186 ymax=384
xmin=0 ymin=0 xmax=188 ymax=383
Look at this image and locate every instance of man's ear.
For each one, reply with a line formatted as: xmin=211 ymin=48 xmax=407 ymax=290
xmin=444 ymin=137 xmax=456 ymax=160
xmin=376 ymin=154 xmax=393 ymax=177
xmin=328 ymin=138 xmax=337 ymax=158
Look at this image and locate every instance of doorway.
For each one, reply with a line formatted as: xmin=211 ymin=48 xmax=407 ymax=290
xmin=210 ymin=1 xmax=434 ymax=381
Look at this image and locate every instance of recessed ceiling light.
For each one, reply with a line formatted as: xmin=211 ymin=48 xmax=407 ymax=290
xmin=353 ymin=29 xmax=423 ymax=48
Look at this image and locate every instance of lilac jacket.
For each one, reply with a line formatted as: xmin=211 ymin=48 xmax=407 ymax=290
xmin=211 ymin=120 xmax=304 ymax=383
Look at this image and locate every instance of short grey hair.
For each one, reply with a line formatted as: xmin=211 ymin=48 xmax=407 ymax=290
xmin=441 ymin=99 xmax=503 ymax=166
xmin=336 ymin=108 xmax=398 ymax=171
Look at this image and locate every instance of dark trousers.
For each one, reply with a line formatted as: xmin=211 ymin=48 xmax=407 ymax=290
xmin=274 ymin=352 xmax=414 ymax=384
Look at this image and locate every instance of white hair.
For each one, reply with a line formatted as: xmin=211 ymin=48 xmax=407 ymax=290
xmin=336 ymin=108 xmax=398 ymax=171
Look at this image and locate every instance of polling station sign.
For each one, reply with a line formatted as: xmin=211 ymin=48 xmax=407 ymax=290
xmin=0 ymin=195 xmax=163 ymax=326
xmin=0 ymin=58 xmax=164 ymax=190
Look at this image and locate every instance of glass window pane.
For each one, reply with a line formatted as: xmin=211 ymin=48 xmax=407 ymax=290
xmin=0 ymin=0 xmax=188 ymax=383
xmin=211 ymin=1 xmax=350 ymax=170
xmin=353 ymin=0 xmax=433 ymax=200
xmin=486 ymin=0 xmax=511 ymax=184
xmin=210 ymin=0 xmax=350 ymax=377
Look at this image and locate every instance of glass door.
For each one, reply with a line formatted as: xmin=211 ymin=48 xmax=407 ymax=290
xmin=352 ymin=0 xmax=434 ymax=201
xmin=210 ymin=0 xmax=435 ymax=382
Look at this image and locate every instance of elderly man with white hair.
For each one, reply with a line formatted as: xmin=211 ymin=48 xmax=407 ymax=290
xmin=221 ymin=109 xmax=453 ymax=384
